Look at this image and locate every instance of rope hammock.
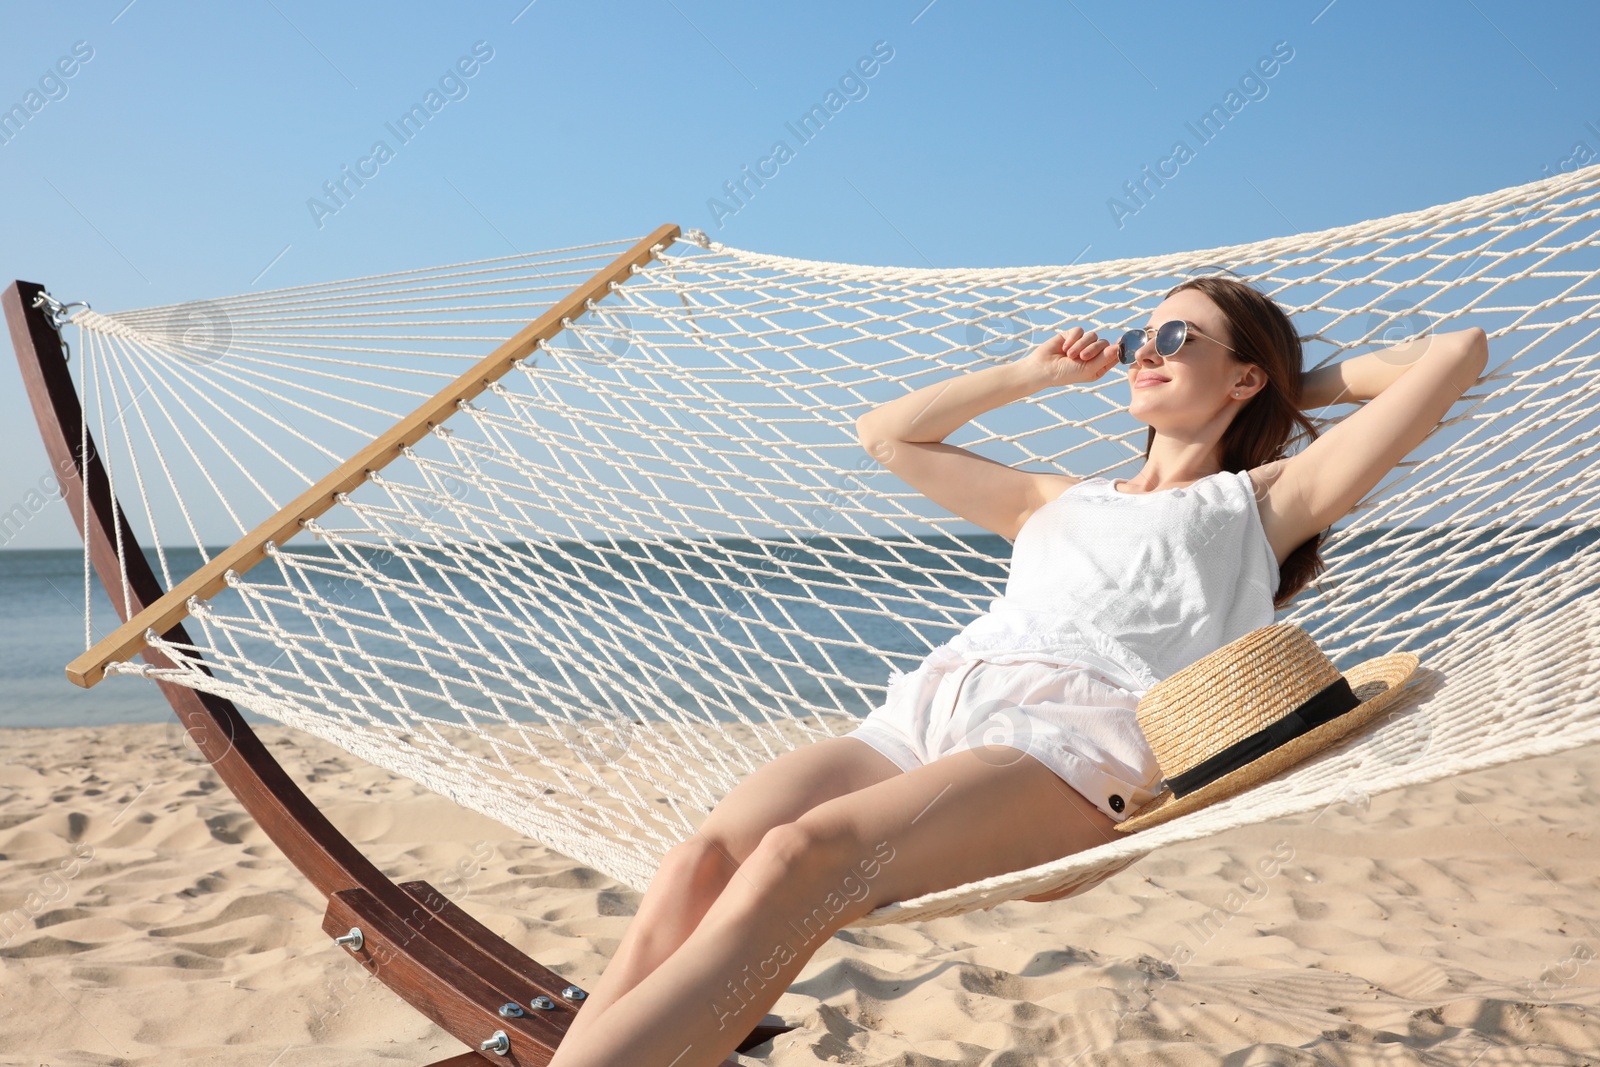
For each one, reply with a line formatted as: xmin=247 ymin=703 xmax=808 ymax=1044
xmin=49 ymin=164 xmax=1600 ymax=926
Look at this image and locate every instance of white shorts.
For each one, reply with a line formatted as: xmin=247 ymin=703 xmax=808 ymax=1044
xmin=843 ymin=656 xmax=1166 ymax=822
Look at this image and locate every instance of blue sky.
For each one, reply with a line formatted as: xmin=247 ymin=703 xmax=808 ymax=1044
xmin=1 ymin=0 xmax=1595 ymax=552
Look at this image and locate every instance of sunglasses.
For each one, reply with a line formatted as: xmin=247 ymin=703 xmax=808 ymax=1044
xmin=1116 ymin=319 xmax=1239 ymax=365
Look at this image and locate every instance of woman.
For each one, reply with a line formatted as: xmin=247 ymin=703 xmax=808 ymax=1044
xmin=546 ymin=276 xmax=1488 ymax=1067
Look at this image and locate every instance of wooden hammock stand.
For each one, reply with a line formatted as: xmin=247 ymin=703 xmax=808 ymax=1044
xmin=4 ymin=226 xmax=794 ymax=1064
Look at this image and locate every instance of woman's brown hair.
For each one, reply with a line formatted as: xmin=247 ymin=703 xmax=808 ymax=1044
xmin=1140 ymin=273 xmax=1326 ymax=609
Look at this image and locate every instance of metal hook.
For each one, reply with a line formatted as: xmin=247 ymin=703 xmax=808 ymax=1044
xmin=29 ymin=290 xmax=92 ymax=363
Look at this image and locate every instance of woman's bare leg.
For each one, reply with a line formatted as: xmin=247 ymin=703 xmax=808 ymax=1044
xmin=545 ymin=742 xmax=1122 ymax=1067
xmin=556 ymin=736 xmax=902 ymax=1054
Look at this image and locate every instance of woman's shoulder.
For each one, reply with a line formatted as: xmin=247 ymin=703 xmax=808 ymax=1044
xmin=1242 ymin=458 xmax=1290 ymax=501
xmin=1240 ymin=459 xmax=1297 ymax=568
xmin=1004 ymin=472 xmax=1096 ymax=545
xmin=1031 ymin=471 xmax=1095 ymax=507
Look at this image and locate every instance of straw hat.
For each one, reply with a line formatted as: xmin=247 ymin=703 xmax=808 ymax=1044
xmin=1112 ymin=623 xmax=1419 ymax=833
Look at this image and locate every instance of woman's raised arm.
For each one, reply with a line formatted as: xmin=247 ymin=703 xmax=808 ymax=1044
xmin=1299 ymin=330 xmax=1477 ymax=411
xmin=1263 ymin=327 xmax=1488 ymax=556
xmin=855 ymin=327 xmax=1122 ymax=541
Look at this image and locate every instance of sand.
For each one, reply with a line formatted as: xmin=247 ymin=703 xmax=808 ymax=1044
xmin=1 ymin=721 xmax=1597 ymax=1066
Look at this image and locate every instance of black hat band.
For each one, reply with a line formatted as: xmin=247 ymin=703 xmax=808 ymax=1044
xmin=1164 ymin=676 xmax=1360 ymax=799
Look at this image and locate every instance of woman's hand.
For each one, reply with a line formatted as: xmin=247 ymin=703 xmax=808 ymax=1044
xmin=1018 ymin=326 xmax=1122 ymax=391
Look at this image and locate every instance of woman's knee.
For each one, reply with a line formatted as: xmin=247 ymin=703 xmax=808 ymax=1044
xmin=736 ymin=818 xmax=856 ymax=891
xmin=735 ymin=820 xmax=885 ymax=931
xmin=657 ymin=835 xmax=741 ymax=901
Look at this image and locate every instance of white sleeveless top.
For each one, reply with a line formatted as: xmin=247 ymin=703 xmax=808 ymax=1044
xmin=920 ymin=468 xmax=1280 ymax=694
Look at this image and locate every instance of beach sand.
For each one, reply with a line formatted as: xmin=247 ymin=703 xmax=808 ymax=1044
xmin=2 ymin=721 xmax=1597 ymax=1066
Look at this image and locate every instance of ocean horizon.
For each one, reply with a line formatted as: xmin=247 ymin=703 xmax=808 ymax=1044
xmin=3 ymin=520 xmax=1587 ymax=730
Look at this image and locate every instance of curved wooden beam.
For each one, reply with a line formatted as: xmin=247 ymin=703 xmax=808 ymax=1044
xmin=64 ymin=223 xmax=681 ymax=687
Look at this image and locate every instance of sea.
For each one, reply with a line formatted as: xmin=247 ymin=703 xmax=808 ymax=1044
xmin=2 ymin=523 xmax=1593 ymax=730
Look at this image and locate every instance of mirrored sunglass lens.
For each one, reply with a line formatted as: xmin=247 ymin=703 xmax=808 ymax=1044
xmin=1156 ymin=320 xmax=1187 ymax=356
xmin=1118 ymin=329 xmax=1144 ymax=364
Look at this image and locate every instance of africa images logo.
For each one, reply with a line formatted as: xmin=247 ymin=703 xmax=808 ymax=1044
xmin=707 ymin=41 xmax=896 ymax=229
xmin=307 ymin=41 xmax=496 ymax=229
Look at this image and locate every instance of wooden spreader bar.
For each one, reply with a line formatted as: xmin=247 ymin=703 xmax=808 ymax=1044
xmin=6 ymin=264 xmax=795 ymax=1064
xmin=63 ymin=223 xmax=681 ymax=688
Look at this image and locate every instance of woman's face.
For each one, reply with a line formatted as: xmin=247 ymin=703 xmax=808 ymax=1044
xmin=1124 ymin=290 xmax=1259 ymax=428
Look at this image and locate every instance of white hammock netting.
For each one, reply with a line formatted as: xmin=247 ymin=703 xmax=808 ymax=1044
xmin=59 ymin=164 xmax=1600 ymax=925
